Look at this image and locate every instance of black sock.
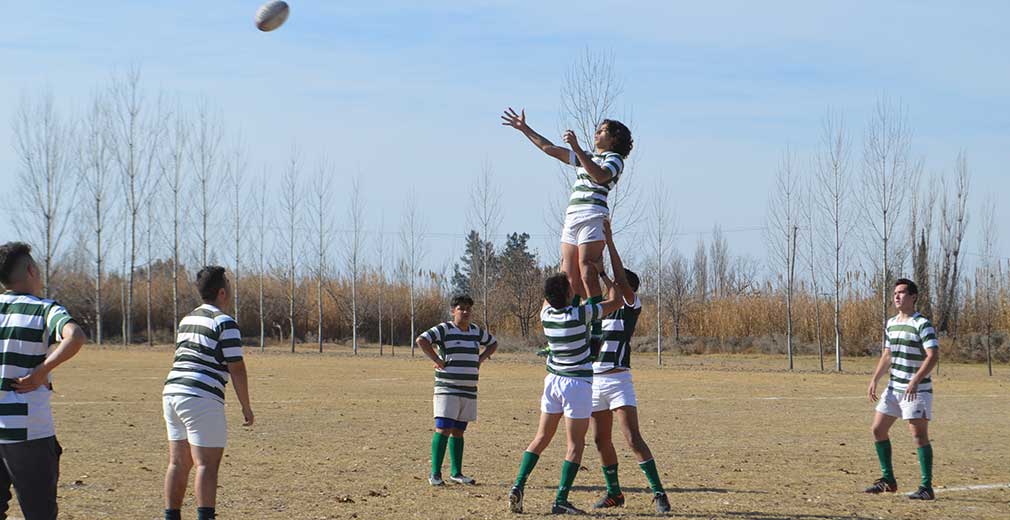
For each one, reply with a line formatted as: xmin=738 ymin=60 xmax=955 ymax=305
xmin=165 ymin=509 xmax=181 ymax=520
xmin=197 ymin=506 xmax=216 ymax=520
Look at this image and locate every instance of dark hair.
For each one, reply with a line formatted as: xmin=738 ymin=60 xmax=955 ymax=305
xmin=0 ymin=242 xmax=33 ymax=287
xmin=451 ymin=294 xmax=474 ymax=308
xmin=544 ymin=273 xmax=571 ymax=309
xmin=601 ymin=119 xmax=633 ymax=157
xmin=196 ymin=265 xmax=228 ymax=302
xmin=895 ymin=278 xmax=918 ymax=295
xmin=624 ymin=268 xmax=640 ymax=292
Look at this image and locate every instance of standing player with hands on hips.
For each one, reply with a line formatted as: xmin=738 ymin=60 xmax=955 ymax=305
xmin=865 ymin=278 xmax=938 ymax=501
xmin=501 ymin=107 xmax=632 ymax=354
xmin=416 ymin=295 xmax=498 ymax=487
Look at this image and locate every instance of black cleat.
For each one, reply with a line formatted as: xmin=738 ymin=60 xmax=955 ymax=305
xmin=864 ymin=477 xmax=898 ymax=494
xmin=508 ymin=486 xmax=524 ymax=513
xmin=593 ymin=493 xmax=625 ymax=509
xmin=551 ymin=500 xmax=586 ymax=515
xmin=907 ymin=486 xmax=935 ymax=500
xmin=653 ymin=492 xmax=671 ymax=513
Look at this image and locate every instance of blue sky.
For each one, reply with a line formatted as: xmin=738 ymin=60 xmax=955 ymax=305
xmin=2 ymin=1 xmax=1008 ymax=276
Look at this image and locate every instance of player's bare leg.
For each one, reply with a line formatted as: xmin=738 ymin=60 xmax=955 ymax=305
xmin=561 ymin=242 xmax=585 ymax=301
xmin=164 ymin=440 xmax=193 ymax=517
xmin=510 ymin=413 xmax=563 ymax=513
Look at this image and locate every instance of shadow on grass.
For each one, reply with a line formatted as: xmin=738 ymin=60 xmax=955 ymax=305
xmin=571 ymin=484 xmax=767 ymax=494
xmin=721 ymin=513 xmax=878 ymax=520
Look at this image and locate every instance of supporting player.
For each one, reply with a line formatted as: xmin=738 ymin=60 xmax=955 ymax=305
xmin=507 ymin=265 xmax=626 ymax=515
xmin=501 ymin=107 xmax=632 ymax=347
xmin=865 ymin=278 xmax=938 ymax=501
xmin=416 ymin=294 xmax=498 ymax=486
xmin=163 ymin=267 xmax=254 ymax=520
xmin=590 ymin=221 xmax=671 ymax=513
xmin=0 ymin=242 xmax=88 ymax=520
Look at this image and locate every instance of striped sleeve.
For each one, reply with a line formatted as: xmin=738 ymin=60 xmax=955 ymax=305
xmin=45 ymin=302 xmax=74 ymax=343
xmin=217 ymin=317 xmax=244 ymax=362
xmin=580 ymin=303 xmax=604 ymax=324
xmin=420 ymin=324 xmax=442 ymax=344
xmin=602 ymin=154 xmax=624 ymax=179
xmin=919 ymin=319 xmax=939 ymax=349
xmin=568 ymin=150 xmax=579 ymax=167
xmin=479 ymin=327 xmax=496 ymax=346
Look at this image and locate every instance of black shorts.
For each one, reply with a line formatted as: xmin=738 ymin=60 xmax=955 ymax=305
xmin=0 ymin=436 xmax=62 ymax=520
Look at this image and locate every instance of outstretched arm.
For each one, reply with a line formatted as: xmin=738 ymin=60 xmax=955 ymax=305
xmin=602 ymin=219 xmax=635 ymax=303
xmin=501 ymin=107 xmax=572 ymax=164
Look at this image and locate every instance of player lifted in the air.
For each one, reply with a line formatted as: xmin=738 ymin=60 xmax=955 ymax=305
xmin=590 ymin=220 xmax=671 ymax=513
xmin=865 ymin=278 xmax=939 ymax=501
xmin=507 ymin=262 xmax=627 ymax=515
xmin=416 ymin=294 xmax=498 ymax=487
xmin=501 ymin=108 xmax=632 ymax=349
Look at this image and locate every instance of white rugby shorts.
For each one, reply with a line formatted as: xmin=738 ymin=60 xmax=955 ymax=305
xmin=592 ymin=370 xmax=638 ymax=412
xmin=875 ymin=387 xmax=933 ymax=421
xmin=560 ymin=213 xmax=606 ymax=246
xmin=163 ymin=394 xmax=228 ymax=448
xmin=433 ymin=394 xmax=478 ymax=422
xmin=540 ymin=373 xmax=593 ymax=419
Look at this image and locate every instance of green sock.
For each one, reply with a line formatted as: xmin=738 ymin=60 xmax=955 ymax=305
xmin=602 ymin=464 xmax=621 ymax=496
xmin=917 ymin=444 xmax=933 ymax=488
xmin=555 ymin=460 xmax=580 ymax=504
xmin=514 ymin=451 xmax=540 ymax=488
xmin=571 ymin=295 xmax=582 ymax=307
xmin=639 ymin=458 xmax=665 ymax=494
xmin=431 ymin=432 xmax=448 ymax=476
xmin=448 ymin=436 xmax=464 ymax=477
xmin=874 ymin=439 xmax=895 ymax=481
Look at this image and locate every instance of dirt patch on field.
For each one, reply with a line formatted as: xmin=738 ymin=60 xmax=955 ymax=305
xmin=29 ymin=346 xmax=1010 ymax=519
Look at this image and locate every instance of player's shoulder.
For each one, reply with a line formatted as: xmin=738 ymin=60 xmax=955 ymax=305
xmin=912 ymin=313 xmax=936 ymax=329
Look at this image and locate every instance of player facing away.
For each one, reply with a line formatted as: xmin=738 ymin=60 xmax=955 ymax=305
xmin=590 ymin=221 xmax=671 ymax=513
xmin=416 ymin=294 xmax=498 ymax=486
xmin=508 ymin=270 xmax=626 ymax=514
xmin=501 ymin=107 xmax=632 ymax=348
xmin=0 ymin=242 xmax=88 ymax=520
xmin=163 ymin=267 xmax=254 ymax=520
xmin=865 ymin=278 xmax=938 ymax=500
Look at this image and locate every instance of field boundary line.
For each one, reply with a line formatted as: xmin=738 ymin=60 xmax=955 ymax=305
xmin=935 ymin=483 xmax=1010 ymax=494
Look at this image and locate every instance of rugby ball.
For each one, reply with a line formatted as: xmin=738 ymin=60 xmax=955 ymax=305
xmin=255 ymin=1 xmax=290 ymax=32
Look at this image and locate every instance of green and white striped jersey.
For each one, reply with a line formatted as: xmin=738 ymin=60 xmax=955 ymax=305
xmin=566 ymin=150 xmax=624 ymax=220
xmin=886 ymin=312 xmax=939 ymax=394
xmin=541 ymin=303 xmax=603 ymax=382
xmin=0 ymin=291 xmax=74 ymax=443
xmin=420 ymin=322 xmax=496 ymax=400
xmin=593 ymin=295 xmax=642 ymax=373
xmin=163 ymin=304 xmax=243 ymax=404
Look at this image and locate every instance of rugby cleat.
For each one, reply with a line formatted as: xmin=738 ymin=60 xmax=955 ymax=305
xmin=864 ymin=477 xmax=897 ymax=494
xmin=653 ymin=492 xmax=671 ymax=513
xmin=550 ymin=500 xmax=586 ymax=515
xmin=428 ymin=474 xmax=445 ymax=486
xmin=507 ymin=486 xmax=524 ymax=513
xmin=593 ymin=493 xmax=625 ymax=509
xmin=907 ymin=486 xmax=935 ymax=500
xmin=449 ymin=474 xmax=476 ymax=485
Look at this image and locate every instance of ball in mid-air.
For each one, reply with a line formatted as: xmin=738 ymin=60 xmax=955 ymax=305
xmin=255 ymin=1 xmax=290 ymax=32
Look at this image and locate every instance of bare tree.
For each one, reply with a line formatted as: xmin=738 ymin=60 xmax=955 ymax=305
xmin=648 ymin=182 xmax=674 ymax=365
xmin=468 ymin=159 xmax=502 ymax=329
xmin=160 ymin=103 xmax=189 ymax=337
xmin=78 ymin=90 xmax=115 ymax=343
xmin=814 ymin=109 xmax=852 ymax=371
xmin=400 ymin=197 xmax=426 ymax=356
xmin=861 ymin=97 xmax=917 ymax=339
xmin=709 ymin=225 xmax=730 ymax=299
xmin=692 ymin=238 xmax=708 ymax=304
xmin=765 ymin=148 xmax=800 ymax=369
xmin=12 ymin=90 xmax=73 ymax=298
xmin=800 ymin=179 xmax=825 ymax=370
xmin=666 ymin=251 xmax=691 ymax=341
xmin=345 ymin=177 xmax=364 ymax=354
xmin=189 ymin=101 xmax=223 ymax=267
xmin=254 ymin=169 xmax=270 ymax=351
xmin=935 ymin=153 xmax=970 ymax=333
xmin=227 ymin=142 xmax=247 ymax=323
xmin=376 ymin=219 xmax=386 ymax=355
xmin=978 ymin=196 xmax=997 ymax=376
xmin=280 ymin=153 xmax=301 ymax=353
xmin=145 ymin=200 xmax=156 ymax=346
xmin=110 ymin=68 xmax=164 ymax=344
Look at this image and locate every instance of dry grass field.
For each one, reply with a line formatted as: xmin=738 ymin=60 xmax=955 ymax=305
xmin=27 ymin=346 xmax=1010 ymax=519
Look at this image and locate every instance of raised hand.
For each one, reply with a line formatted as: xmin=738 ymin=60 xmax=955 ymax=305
xmin=562 ymin=129 xmax=581 ymax=151
xmin=501 ymin=107 xmax=528 ymax=131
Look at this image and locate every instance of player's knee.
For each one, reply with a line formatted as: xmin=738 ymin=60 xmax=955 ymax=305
xmin=871 ymin=423 xmax=888 ymax=439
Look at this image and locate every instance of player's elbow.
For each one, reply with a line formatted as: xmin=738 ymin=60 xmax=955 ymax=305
xmin=68 ymin=324 xmax=89 ymax=348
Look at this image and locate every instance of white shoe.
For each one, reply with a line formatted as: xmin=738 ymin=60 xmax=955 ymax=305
xmin=449 ymin=474 xmax=476 ymax=485
xmin=429 ymin=474 xmax=445 ymax=486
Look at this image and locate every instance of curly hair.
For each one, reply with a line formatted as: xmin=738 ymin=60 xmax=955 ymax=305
xmin=601 ymin=119 xmax=633 ymax=157
xmin=543 ymin=273 xmax=571 ymax=310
